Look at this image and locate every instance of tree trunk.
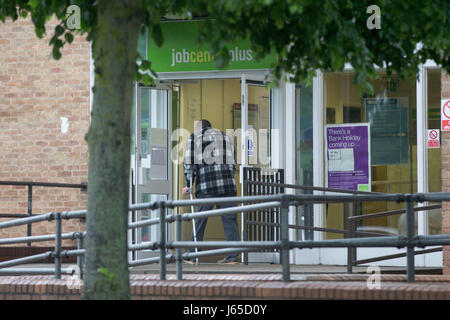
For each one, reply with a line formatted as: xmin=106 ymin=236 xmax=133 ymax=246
xmin=82 ymin=0 xmax=142 ymax=300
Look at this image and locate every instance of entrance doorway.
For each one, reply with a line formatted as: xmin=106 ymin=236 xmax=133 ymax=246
xmin=130 ymin=75 xmax=273 ymax=263
xmin=174 ymin=78 xmax=271 ymax=259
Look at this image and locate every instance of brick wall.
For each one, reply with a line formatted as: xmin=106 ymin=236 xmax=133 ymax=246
xmin=1 ymin=274 xmax=450 ymax=300
xmin=0 ymin=17 xmax=90 ymax=246
xmin=443 ymin=72 xmax=450 ymax=275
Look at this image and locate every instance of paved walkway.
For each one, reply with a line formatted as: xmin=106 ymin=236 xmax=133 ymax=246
xmin=129 ymin=262 xmax=441 ymax=275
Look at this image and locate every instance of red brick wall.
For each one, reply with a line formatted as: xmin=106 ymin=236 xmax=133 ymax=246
xmin=443 ymin=72 xmax=450 ymax=275
xmin=1 ymin=274 xmax=450 ymax=300
xmin=0 ymin=17 xmax=90 ymax=245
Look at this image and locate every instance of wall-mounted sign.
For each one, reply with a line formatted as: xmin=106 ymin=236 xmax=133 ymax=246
xmin=441 ymin=99 xmax=450 ymax=131
xmin=325 ymin=124 xmax=371 ymax=192
xmin=148 ymin=21 xmax=275 ymax=72
xmin=427 ymin=129 xmax=440 ymax=149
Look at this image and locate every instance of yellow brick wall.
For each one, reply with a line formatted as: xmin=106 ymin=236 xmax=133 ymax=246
xmin=0 ymin=17 xmax=90 ymax=245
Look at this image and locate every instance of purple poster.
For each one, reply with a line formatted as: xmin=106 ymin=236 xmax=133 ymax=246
xmin=326 ymin=124 xmax=371 ymax=192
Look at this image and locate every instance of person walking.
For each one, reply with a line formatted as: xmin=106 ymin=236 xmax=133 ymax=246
xmin=182 ymin=119 xmax=239 ymax=264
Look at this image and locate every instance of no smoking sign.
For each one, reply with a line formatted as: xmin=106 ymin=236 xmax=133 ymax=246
xmin=427 ymin=129 xmax=440 ymax=149
xmin=441 ymin=99 xmax=450 ymax=131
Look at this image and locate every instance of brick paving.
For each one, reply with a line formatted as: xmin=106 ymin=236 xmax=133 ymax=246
xmin=0 ymin=272 xmax=449 ymax=300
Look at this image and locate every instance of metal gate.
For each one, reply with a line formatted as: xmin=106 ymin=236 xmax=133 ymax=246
xmin=242 ymin=167 xmax=284 ymax=264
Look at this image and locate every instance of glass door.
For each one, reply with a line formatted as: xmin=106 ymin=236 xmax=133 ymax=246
xmin=131 ymin=82 xmax=172 ymax=260
xmin=240 ymin=76 xmax=278 ymax=263
xmin=238 ymin=77 xmax=271 ymax=169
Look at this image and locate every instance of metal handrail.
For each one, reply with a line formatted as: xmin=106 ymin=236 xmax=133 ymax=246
xmin=0 ymin=181 xmax=87 ymax=189
xmin=243 ymin=180 xmax=386 ymax=195
xmin=346 ymin=203 xmax=443 ymax=273
xmin=0 ymin=192 xmax=449 ymax=283
xmin=347 ymin=204 xmax=442 ymax=221
xmin=243 ymin=180 xmax=446 ymax=272
xmin=0 ymin=181 xmax=87 ymax=246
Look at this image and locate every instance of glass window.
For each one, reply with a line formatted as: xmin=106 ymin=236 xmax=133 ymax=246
xmin=324 ymin=72 xmax=417 ymax=239
xmin=141 ymin=89 xmax=168 ymax=181
xmin=247 ymin=84 xmax=271 ymax=167
xmin=295 ymin=83 xmax=314 ymax=240
xmin=140 ymin=194 xmax=167 ymax=243
xmin=137 ymin=26 xmax=147 ymax=59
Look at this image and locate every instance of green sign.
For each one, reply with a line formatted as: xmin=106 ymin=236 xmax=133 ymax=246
xmin=148 ymin=21 xmax=275 ymax=72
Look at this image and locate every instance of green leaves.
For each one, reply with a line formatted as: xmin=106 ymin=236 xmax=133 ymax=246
xmin=1 ymin=0 xmax=94 ymax=60
xmin=64 ymin=31 xmax=74 ymax=44
xmin=97 ymin=267 xmax=116 ymax=281
xmin=1 ymin=0 xmax=449 ymax=88
xmin=49 ymin=22 xmax=76 ymax=60
xmin=55 ymin=24 xmax=64 ymax=36
xmin=188 ymin=0 xmax=449 ymax=89
xmin=135 ymin=53 xmax=157 ymax=86
xmin=151 ymin=23 xmax=163 ymax=47
xmin=27 ymin=0 xmax=40 ymax=10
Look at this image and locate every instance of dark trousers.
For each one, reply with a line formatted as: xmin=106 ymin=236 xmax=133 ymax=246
xmin=190 ymin=194 xmax=239 ymax=261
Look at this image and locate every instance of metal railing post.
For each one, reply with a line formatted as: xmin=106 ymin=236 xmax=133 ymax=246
xmin=347 ymin=218 xmax=354 ymax=274
xmin=54 ymin=212 xmax=62 ymax=279
xmin=27 ymin=185 xmax=32 ymax=246
xmin=159 ymin=204 xmax=166 ymax=280
xmin=280 ymin=197 xmax=290 ymax=282
xmin=352 ymin=201 xmax=358 ymax=270
xmin=406 ymin=197 xmax=415 ymax=282
xmin=77 ymin=234 xmax=84 ymax=279
xmin=176 ymin=214 xmax=183 ymax=280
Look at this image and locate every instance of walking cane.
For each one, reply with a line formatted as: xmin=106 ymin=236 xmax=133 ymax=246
xmin=189 ymin=176 xmax=199 ymax=265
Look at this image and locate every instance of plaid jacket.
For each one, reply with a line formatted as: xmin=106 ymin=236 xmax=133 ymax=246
xmin=183 ymin=126 xmax=236 ymax=197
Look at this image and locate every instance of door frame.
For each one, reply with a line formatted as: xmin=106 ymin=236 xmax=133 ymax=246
xmin=129 ymin=81 xmax=173 ymax=261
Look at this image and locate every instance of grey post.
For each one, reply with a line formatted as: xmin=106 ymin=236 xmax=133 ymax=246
xmin=159 ymin=204 xmax=166 ymax=280
xmin=346 ymin=218 xmax=354 ymax=274
xmin=406 ymin=197 xmax=415 ymax=282
xmin=77 ymin=234 xmax=84 ymax=279
xmin=280 ymin=197 xmax=290 ymax=282
xmin=27 ymin=185 xmax=32 ymax=246
xmin=54 ymin=212 xmax=62 ymax=279
xmin=176 ymin=214 xmax=183 ymax=280
xmin=189 ymin=176 xmax=199 ymax=265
